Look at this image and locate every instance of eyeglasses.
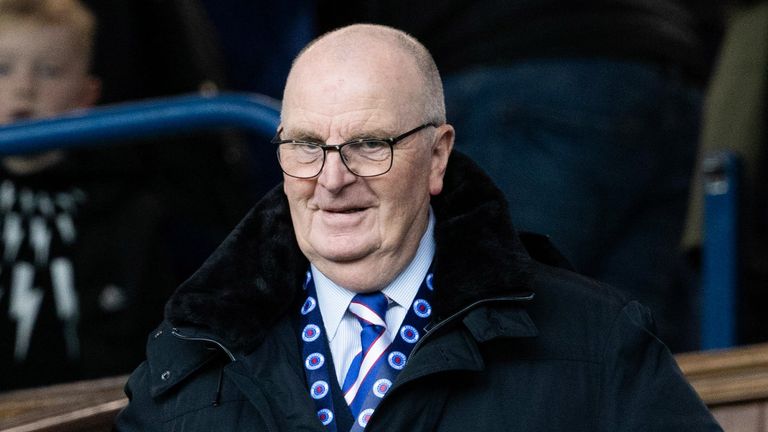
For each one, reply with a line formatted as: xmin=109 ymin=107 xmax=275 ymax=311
xmin=272 ymin=123 xmax=436 ymax=179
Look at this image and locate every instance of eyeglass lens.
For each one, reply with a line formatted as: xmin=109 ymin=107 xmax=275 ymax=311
xmin=278 ymin=140 xmax=393 ymax=178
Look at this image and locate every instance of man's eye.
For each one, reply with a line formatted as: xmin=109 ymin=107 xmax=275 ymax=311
xmin=284 ymin=143 xmax=323 ymax=162
xmin=0 ymin=63 xmax=10 ymax=76
xmin=346 ymin=141 xmax=390 ymax=161
xmin=358 ymin=140 xmax=388 ymax=151
xmin=350 ymin=140 xmax=389 ymax=153
xmin=297 ymin=144 xmax=322 ymax=155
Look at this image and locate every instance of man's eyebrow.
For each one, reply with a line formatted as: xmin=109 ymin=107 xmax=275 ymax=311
xmin=280 ymin=128 xmax=324 ymax=142
xmin=282 ymin=127 xmax=398 ymax=142
xmin=345 ymin=128 xmax=396 ymax=140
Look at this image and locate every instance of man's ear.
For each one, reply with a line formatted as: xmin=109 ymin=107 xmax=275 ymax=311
xmin=78 ymin=76 xmax=101 ymax=107
xmin=428 ymin=124 xmax=454 ymax=196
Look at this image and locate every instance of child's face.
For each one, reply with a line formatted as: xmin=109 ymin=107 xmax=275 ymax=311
xmin=0 ymin=21 xmax=99 ymax=125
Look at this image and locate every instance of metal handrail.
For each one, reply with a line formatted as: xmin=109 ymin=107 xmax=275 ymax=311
xmin=701 ymin=150 xmax=741 ymax=350
xmin=0 ymin=92 xmax=281 ymax=155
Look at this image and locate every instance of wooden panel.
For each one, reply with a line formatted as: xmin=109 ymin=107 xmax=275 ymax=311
xmin=0 ymin=376 xmax=128 ymax=432
xmin=711 ymin=403 xmax=765 ymax=432
xmin=2 ymin=343 xmax=768 ymax=431
xmin=677 ymin=343 xmax=768 ymax=406
xmin=764 ymin=401 xmax=768 ymax=432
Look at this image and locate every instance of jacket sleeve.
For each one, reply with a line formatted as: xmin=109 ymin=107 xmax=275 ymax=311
xmin=113 ymin=362 xmax=162 ymax=432
xmin=597 ymin=301 xmax=723 ymax=432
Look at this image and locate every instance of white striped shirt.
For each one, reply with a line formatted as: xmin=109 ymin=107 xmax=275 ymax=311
xmin=313 ymin=209 xmax=436 ymax=385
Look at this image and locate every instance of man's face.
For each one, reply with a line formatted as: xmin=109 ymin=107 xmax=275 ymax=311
xmin=281 ymin=43 xmax=452 ymax=291
xmin=0 ymin=21 xmax=99 ymax=125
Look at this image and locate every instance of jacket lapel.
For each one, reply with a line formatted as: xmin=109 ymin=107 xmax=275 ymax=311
xmin=394 ymin=303 xmax=538 ymax=388
xmin=146 ymin=323 xmax=223 ymax=398
xmin=364 ymin=303 xmax=538 ymax=432
xmin=226 ymin=317 xmax=326 ymax=431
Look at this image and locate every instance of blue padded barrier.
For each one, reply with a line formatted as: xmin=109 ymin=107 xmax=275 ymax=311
xmin=0 ymin=93 xmax=281 ymax=155
xmin=701 ymin=151 xmax=741 ymax=350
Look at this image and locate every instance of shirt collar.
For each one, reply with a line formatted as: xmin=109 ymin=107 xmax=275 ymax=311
xmin=313 ymin=208 xmax=436 ymax=341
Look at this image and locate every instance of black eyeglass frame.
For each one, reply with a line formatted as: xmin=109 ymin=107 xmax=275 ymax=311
xmin=272 ymin=123 xmax=437 ymax=179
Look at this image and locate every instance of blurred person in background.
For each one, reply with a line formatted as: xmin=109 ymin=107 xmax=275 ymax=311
xmin=81 ymin=0 xmax=256 ymax=267
xmin=318 ymin=0 xmax=724 ymax=352
xmin=0 ymin=0 xmax=248 ymax=391
xmin=196 ymin=0 xmax=316 ymax=198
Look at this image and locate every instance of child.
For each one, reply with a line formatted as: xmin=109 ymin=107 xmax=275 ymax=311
xmin=0 ymin=0 xmax=177 ymax=390
xmin=0 ymin=0 xmax=99 ymax=171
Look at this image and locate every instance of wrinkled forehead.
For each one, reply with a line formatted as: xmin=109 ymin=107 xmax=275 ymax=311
xmin=282 ymin=40 xmax=424 ymax=130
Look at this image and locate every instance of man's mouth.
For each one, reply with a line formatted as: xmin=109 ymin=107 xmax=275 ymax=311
xmin=326 ymin=207 xmax=366 ymax=214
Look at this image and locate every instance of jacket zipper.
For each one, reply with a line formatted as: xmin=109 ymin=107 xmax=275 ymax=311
xmin=170 ymin=328 xmax=237 ymax=361
xmin=168 ymin=294 xmax=533 ymax=364
xmin=168 ymin=295 xmax=533 ymax=417
xmin=171 ymin=329 xmax=237 ymax=407
xmin=409 ymin=293 xmax=535 ymax=356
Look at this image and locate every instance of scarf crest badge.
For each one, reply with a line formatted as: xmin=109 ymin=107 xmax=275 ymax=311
xmin=299 ymin=269 xmax=435 ymax=431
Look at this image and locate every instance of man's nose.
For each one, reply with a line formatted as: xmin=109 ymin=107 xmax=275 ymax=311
xmin=317 ymin=150 xmax=357 ymax=192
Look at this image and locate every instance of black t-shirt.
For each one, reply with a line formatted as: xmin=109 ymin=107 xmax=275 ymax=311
xmin=0 ymin=151 xmax=175 ymax=390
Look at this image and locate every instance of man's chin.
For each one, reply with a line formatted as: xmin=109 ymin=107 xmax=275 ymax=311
xmin=311 ymin=250 xmax=391 ymax=292
xmin=307 ymin=230 xmax=378 ymax=262
xmin=315 ymin=246 xmax=373 ymax=263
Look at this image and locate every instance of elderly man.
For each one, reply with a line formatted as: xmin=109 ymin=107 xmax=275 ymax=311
xmin=115 ymin=24 xmax=720 ymax=431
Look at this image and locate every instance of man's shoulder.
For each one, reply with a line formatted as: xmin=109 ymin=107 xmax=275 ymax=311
xmin=530 ymin=259 xmax=630 ymax=311
xmin=519 ymin=231 xmax=634 ymax=316
xmin=519 ymin=247 xmax=656 ymax=363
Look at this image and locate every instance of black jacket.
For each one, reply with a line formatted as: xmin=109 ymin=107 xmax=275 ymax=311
xmin=115 ymin=152 xmax=721 ymax=431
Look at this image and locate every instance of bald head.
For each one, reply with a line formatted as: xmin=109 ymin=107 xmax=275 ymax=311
xmin=284 ymin=24 xmax=445 ymax=125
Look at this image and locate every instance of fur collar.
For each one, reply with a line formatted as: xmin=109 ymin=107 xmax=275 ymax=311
xmin=166 ymin=151 xmax=534 ymax=352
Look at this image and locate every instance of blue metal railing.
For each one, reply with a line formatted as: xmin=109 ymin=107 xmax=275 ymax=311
xmin=0 ymin=92 xmax=747 ymax=351
xmin=0 ymin=92 xmax=281 ymax=155
xmin=700 ymin=151 xmax=742 ymax=350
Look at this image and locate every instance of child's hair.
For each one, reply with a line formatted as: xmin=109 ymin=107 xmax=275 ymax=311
xmin=0 ymin=0 xmax=96 ymax=61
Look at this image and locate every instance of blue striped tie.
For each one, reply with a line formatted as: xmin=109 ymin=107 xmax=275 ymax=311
xmin=342 ymin=292 xmax=391 ymax=417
